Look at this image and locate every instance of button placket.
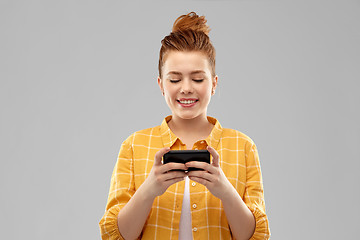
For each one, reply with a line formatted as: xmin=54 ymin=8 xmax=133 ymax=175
xmin=189 ymin=172 xmax=201 ymax=236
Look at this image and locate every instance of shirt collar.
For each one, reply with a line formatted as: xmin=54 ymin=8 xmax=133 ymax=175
xmin=160 ymin=115 xmax=223 ymax=150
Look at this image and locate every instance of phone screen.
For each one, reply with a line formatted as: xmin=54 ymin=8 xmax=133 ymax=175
xmin=163 ymin=150 xmax=210 ymax=171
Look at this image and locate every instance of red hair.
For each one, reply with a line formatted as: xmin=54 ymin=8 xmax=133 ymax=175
xmin=158 ymin=12 xmax=216 ymax=78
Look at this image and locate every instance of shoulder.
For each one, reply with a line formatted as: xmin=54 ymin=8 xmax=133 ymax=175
xmin=221 ymin=127 xmax=256 ymax=150
xmin=222 ymin=128 xmax=254 ymax=143
xmin=122 ymin=125 xmax=162 ymax=146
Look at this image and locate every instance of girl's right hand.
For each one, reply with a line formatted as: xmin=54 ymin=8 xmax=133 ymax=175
xmin=142 ymin=147 xmax=187 ymax=199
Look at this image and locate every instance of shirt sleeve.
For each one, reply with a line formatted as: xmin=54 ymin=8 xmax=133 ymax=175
xmin=244 ymin=141 xmax=270 ymax=239
xmin=99 ymin=136 xmax=135 ymax=240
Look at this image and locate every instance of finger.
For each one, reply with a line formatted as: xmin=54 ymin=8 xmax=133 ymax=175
xmin=187 ymin=170 xmax=215 ymax=182
xmin=154 ymin=147 xmax=171 ymax=166
xmin=163 ymin=177 xmax=186 ymax=189
xmin=207 ymin=146 xmax=220 ymax=167
xmin=162 ymin=169 xmax=187 ymax=181
xmin=161 ymin=162 xmax=188 ymax=173
xmin=185 ymin=161 xmax=214 ymax=173
xmin=188 ymin=176 xmax=210 ymax=187
xmin=156 ymin=171 xmax=186 ymax=186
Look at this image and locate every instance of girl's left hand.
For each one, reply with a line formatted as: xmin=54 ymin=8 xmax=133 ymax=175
xmin=185 ymin=146 xmax=233 ymax=200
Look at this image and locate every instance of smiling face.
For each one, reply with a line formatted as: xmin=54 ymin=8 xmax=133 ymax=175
xmin=158 ymin=51 xmax=217 ymax=121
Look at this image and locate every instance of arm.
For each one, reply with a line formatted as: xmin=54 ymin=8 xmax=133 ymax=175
xmin=186 ymin=146 xmax=255 ymax=239
xmin=242 ymin=142 xmax=270 ymax=239
xmin=117 ymin=147 xmax=187 ymax=239
xmin=99 ymin=138 xmax=135 ymax=240
xmin=221 ymin=182 xmax=256 ymax=240
xmin=99 ymin=142 xmax=188 ymax=240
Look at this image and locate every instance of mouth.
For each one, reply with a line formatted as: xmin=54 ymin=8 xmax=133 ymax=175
xmin=177 ymin=98 xmax=198 ymax=107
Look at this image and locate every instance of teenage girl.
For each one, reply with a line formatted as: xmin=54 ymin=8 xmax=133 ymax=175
xmin=100 ymin=12 xmax=270 ymax=240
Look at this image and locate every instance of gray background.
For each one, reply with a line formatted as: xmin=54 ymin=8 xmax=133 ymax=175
xmin=1 ymin=0 xmax=359 ymax=239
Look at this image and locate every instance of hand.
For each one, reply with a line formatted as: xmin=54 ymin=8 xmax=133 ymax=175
xmin=186 ymin=146 xmax=233 ymax=199
xmin=142 ymin=147 xmax=188 ymax=199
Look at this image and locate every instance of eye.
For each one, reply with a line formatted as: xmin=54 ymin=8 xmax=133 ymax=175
xmin=193 ymin=79 xmax=204 ymax=83
xmin=170 ymin=79 xmax=180 ymax=83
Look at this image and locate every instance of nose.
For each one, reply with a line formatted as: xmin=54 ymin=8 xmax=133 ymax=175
xmin=180 ymin=79 xmax=193 ymax=94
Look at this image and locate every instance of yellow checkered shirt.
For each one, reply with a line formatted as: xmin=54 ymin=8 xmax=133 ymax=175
xmin=99 ymin=116 xmax=270 ymax=239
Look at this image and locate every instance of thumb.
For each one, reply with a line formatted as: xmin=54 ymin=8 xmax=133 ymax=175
xmin=207 ymin=146 xmax=220 ymax=167
xmin=154 ymin=147 xmax=171 ymax=166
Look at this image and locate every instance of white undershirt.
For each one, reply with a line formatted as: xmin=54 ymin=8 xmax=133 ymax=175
xmin=178 ymin=176 xmax=193 ymax=239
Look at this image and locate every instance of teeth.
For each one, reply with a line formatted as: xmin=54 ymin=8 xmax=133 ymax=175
xmin=179 ymin=100 xmax=196 ymax=104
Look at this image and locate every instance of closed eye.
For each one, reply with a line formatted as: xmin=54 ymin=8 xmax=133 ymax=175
xmin=193 ymin=79 xmax=204 ymax=83
xmin=170 ymin=79 xmax=181 ymax=83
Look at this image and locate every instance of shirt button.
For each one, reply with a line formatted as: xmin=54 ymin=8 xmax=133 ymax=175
xmin=192 ymin=204 xmax=197 ymax=209
xmin=191 ymin=182 xmax=196 ymax=187
xmin=193 ymin=227 xmax=197 ymax=232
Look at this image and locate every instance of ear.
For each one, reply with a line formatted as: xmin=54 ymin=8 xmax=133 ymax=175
xmin=157 ymin=76 xmax=164 ymax=96
xmin=212 ymin=75 xmax=218 ymax=95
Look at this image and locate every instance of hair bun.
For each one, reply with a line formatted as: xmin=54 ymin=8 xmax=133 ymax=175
xmin=172 ymin=12 xmax=210 ymax=35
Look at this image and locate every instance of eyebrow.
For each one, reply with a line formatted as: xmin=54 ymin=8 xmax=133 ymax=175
xmin=166 ymin=70 xmax=206 ymax=76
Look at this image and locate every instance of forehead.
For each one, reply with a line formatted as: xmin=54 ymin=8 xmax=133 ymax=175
xmin=163 ymin=51 xmax=211 ymax=75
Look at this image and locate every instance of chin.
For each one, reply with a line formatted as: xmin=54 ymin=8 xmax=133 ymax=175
xmin=175 ymin=112 xmax=202 ymax=120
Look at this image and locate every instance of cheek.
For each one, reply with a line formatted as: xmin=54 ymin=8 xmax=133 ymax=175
xmin=163 ymin=84 xmax=177 ymax=98
xmin=198 ymin=85 xmax=212 ymax=98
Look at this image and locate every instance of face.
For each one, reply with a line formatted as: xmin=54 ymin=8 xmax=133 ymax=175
xmin=158 ymin=51 xmax=217 ymax=120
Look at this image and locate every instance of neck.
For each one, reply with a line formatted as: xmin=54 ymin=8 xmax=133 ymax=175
xmin=168 ymin=113 xmax=211 ymax=135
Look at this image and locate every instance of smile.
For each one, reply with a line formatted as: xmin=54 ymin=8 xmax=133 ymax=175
xmin=178 ymin=100 xmax=197 ymax=104
xmin=177 ymin=98 xmax=198 ymax=107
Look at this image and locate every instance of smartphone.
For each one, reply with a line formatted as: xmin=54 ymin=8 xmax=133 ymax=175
xmin=163 ymin=150 xmax=210 ymax=171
